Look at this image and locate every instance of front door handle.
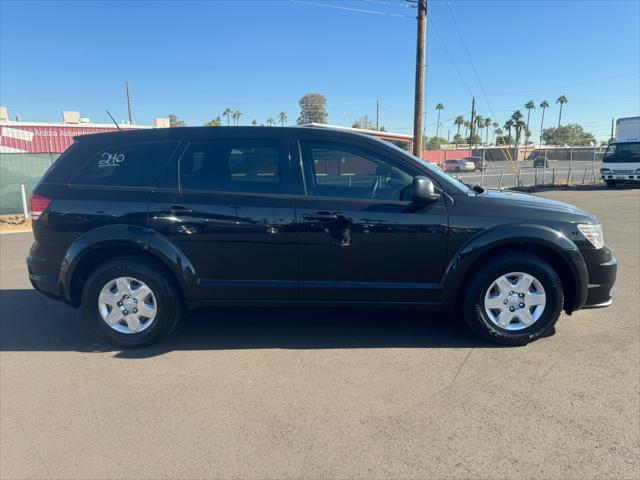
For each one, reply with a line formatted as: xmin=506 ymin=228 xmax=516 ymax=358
xmin=303 ymin=211 xmax=339 ymax=222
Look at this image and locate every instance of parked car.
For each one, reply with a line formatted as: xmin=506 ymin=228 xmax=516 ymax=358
xmin=27 ymin=127 xmax=617 ymax=348
xmin=441 ymin=158 xmax=476 ymax=173
xmin=533 ymin=156 xmax=550 ymax=167
xmin=462 ymin=156 xmax=488 ymax=171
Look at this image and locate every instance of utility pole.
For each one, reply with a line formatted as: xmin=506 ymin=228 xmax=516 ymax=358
xmin=412 ymin=0 xmax=427 ymax=157
xmin=469 ymin=97 xmax=476 ymax=149
xmin=376 ymin=99 xmax=380 ymax=131
xmin=125 ymin=81 xmax=133 ymax=125
xmin=610 ymin=117 xmax=614 ymax=141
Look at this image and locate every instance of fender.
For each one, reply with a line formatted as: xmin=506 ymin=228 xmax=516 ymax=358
xmin=60 ymin=224 xmax=197 ymax=305
xmin=440 ymin=223 xmax=588 ymax=312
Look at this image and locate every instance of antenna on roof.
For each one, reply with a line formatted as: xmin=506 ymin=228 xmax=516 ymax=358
xmin=106 ymin=110 xmax=121 ymax=131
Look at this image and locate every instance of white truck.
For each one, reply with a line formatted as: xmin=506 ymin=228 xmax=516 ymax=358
xmin=601 ymin=116 xmax=640 ymax=188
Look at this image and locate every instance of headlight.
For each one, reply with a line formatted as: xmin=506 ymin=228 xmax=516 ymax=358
xmin=600 ymin=168 xmax=611 ymax=174
xmin=577 ymin=223 xmax=604 ymax=249
xmin=634 ymin=168 xmax=640 ymax=175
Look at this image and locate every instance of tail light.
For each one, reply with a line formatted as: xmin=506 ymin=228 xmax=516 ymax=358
xmin=30 ymin=193 xmax=51 ymax=222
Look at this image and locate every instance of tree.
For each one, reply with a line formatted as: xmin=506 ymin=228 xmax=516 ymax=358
xmin=352 ymin=115 xmax=376 ymax=130
xmin=555 ymin=95 xmax=568 ymax=146
xmin=453 ymin=133 xmax=463 ymax=144
xmin=278 ymin=112 xmax=287 ymax=126
xmin=539 ymin=100 xmax=549 ymax=145
xmin=435 ymin=102 xmax=444 ymax=138
xmin=503 ymin=119 xmax=514 ymax=146
xmin=496 ymin=134 xmax=514 ymax=146
xmin=492 ymin=122 xmax=499 ymax=143
xmin=297 ymin=93 xmax=328 ymax=124
xmin=511 ymin=110 xmax=526 ymax=145
xmin=204 ymin=116 xmax=222 ymax=126
xmin=465 ymin=133 xmax=481 ymax=145
xmin=222 ymin=108 xmax=233 ymax=126
xmin=524 ymin=100 xmax=535 ymax=145
xmin=168 ymin=113 xmax=186 ymax=128
xmin=484 ymin=117 xmax=492 ymax=144
xmin=454 ymin=116 xmax=464 ymax=145
xmin=542 ymin=124 xmax=595 ymax=146
xmin=425 ymin=136 xmax=447 ymax=149
xmin=251 ymin=119 xmax=258 ymax=126
xmin=475 ymin=115 xmax=483 ymax=146
xmin=232 ymin=110 xmax=242 ymax=126
xmin=266 ymin=117 xmax=276 ymax=126
xmin=463 ymin=120 xmax=471 ymax=138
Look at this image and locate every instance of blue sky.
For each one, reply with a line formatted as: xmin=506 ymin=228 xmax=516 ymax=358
xmin=1 ymin=0 xmax=639 ymax=141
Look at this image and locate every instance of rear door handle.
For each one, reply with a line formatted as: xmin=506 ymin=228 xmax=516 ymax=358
xmin=303 ymin=211 xmax=339 ymax=222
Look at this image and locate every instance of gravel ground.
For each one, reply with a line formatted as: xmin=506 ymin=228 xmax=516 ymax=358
xmin=1 ymin=187 xmax=638 ymax=479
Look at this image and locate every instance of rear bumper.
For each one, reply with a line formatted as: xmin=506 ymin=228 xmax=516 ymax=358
xmin=582 ymin=251 xmax=617 ymax=308
xmin=26 ymin=254 xmax=66 ymax=303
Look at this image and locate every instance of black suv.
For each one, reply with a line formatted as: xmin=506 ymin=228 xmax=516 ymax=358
xmin=27 ymin=127 xmax=617 ymax=347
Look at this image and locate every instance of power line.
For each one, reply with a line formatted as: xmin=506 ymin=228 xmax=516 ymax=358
xmin=290 ymin=0 xmax=412 ymax=18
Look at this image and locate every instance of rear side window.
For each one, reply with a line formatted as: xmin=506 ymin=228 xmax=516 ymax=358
xmin=179 ymin=139 xmax=284 ymax=194
xmin=71 ymin=141 xmax=179 ymax=188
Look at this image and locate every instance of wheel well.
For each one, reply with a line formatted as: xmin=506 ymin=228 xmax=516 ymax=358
xmin=458 ymin=243 xmax=577 ymax=314
xmin=69 ymin=246 xmax=183 ymax=306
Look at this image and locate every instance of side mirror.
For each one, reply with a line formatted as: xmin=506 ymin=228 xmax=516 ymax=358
xmin=411 ymin=176 xmax=440 ymax=203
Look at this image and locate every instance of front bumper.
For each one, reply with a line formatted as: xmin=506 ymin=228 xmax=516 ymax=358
xmin=581 ymin=248 xmax=617 ymax=308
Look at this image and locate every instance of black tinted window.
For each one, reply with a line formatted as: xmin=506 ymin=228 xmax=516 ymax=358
xmin=603 ymin=142 xmax=640 ymax=163
xmin=72 ymin=141 xmax=178 ymax=188
xmin=300 ymin=141 xmax=413 ymax=200
xmin=179 ymin=139 xmax=283 ymax=193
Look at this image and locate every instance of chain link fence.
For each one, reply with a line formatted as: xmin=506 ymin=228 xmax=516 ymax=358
xmin=0 ymin=153 xmax=59 ymax=214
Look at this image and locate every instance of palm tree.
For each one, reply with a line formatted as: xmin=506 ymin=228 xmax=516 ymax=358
xmin=435 ymin=103 xmax=444 ymax=138
xmin=524 ymin=100 xmax=535 ymax=145
xmin=454 ymin=116 xmax=464 ymax=146
xmin=232 ymin=110 xmax=242 ymax=126
xmin=222 ymin=108 xmax=233 ymax=126
xmin=492 ymin=122 xmax=499 ymax=143
xmin=464 ymin=120 xmax=471 ymax=139
xmin=539 ymin=100 xmax=549 ymax=145
xmin=475 ymin=115 xmax=483 ymax=146
xmin=278 ymin=112 xmax=287 ymax=126
xmin=555 ymin=95 xmax=568 ymax=146
xmin=484 ymin=117 xmax=492 ymax=144
xmin=266 ymin=117 xmax=275 ymax=126
xmin=504 ymin=119 xmax=514 ymax=146
xmin=510 ymin=111 xmax=525 ymax=145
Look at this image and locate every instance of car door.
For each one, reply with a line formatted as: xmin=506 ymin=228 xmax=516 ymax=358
xmin=148 ymin=129 xmax=298 ymax=301
xmin=291 ymin=133 xmax=449 ymax=303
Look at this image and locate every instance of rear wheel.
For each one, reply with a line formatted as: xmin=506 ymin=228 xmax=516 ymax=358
xmin=605 ymin=180 xmax=617 ymax=188
xmin=81 ymin=256 xmax=182 ymax=348
xmin=462 ymin=252 xmax=563 ymax=346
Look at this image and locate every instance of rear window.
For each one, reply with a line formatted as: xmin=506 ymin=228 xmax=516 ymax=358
xmin=71 ymin=141 xmax=179 ymax=188
xmin=603 ymin=142 xmax=640 ymax=163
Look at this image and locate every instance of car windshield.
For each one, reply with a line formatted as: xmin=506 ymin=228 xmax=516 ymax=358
xmin=603 ymin=142 xmax=640 ymax=163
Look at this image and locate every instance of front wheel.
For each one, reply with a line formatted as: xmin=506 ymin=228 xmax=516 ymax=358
xmin=605 ymin=180 xmax=617 ymax=188
xmin=81 ymin=256 xmax=182 ymax=348
xmin=462 ymin=252 xmax=563 ymax=346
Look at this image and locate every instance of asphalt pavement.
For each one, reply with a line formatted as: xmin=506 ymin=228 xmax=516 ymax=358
xmin=1 ymin=187 xmax=638 ymax=479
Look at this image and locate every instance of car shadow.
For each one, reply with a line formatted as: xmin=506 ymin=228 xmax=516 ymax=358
xmin=0 ymin=289 xmax=507 ymax=358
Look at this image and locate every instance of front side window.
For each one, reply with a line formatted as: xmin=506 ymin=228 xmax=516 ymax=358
xmin=299 ymin=141 xmax=413 ymax=200
xmin=72 ymin=141 xmax=179 ymax=188
xmin=179 ymin=139 xmax=283 ymax=193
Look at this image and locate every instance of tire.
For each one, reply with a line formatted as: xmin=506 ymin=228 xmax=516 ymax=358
xmin=606 ymin=180 xmax=617 ymax=188
xmin=462 ymin=252 xmax=563 ymax=346
xmin=81 ymin=255 xmax=182 ymax=348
